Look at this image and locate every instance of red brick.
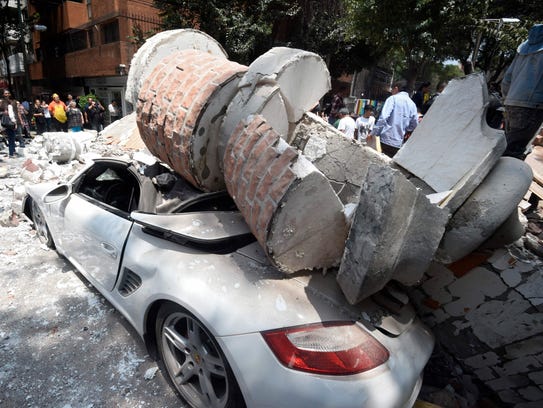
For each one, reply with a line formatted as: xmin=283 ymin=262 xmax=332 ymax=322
xmin=269 ymin=168 xmax=296 ymax=203
xmin=447 ymin=251 xmax=492 ymax=278
xmin=423 ymin=297 xmax=441 ymax=310
xmin=256 ymin=198 xmax=276 ymax=242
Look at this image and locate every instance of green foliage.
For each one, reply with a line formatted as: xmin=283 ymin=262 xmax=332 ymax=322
xmin=345 ymin=0 xmax=542 ymax=86
xmin=78 ymin=93 xmax=102 ymax=110
xmin=153 ymin=0 xmax=541 ymax=86
xmin=128 ymin=23 xmax=157 ymax=48
xmin=154 ymin=0 xmax=300 ymax=64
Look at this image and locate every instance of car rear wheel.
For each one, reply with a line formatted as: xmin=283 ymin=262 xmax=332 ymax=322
xmin=156 ymin=304 xmax=245 ymax=408
xmin=31 ymin=200 xmax=55 ymax=248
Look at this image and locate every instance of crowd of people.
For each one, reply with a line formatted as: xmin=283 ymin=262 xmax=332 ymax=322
xmin=1 ymin=90 xmax=123 ymax=158
xmin=320 ymin=81 xmax=425 ymax=158
xmin=2 ymin=24 xmax=542 ymax=162
xmin=317 ymin=23 xmax=542 ymax=162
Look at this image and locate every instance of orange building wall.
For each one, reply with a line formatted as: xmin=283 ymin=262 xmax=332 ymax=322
xmin=29 ymin=0 xmax=160 ymax=82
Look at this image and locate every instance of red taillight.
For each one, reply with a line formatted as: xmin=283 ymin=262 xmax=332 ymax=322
xmin=262 ymin=322 xmax=389 ymax=375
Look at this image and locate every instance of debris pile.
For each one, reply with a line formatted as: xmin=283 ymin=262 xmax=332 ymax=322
xmin=125 ymin=29 xmax=532 ymax=303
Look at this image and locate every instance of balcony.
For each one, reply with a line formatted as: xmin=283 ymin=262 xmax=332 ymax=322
xmin=60 ymin=0 xmax=88 ymax=31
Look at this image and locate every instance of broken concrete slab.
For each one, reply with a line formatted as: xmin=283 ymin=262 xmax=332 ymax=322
xmin=291 ymin=112 xmax=389 ymax=204
xmin=224 ymin=115 xmax=348 ymax=273
xmin=394 ymin=73 xmax=507 ymax=212
xmin=337 ymin=162 xmax=449 ymax=304
xmin=240 ymin=47 xmax=330 ymax=125
xmin=436 ymin=157 xmax=533 ymax=264
xmin=126 ymin=29 xmax=228 ymax=107
xmin=100 ymin=112 xmax=146 ymax=151
xmin=479 ymin=208 xmax=526 ymax=251
xmin=42 ymin=131 xmax=95 ymax=163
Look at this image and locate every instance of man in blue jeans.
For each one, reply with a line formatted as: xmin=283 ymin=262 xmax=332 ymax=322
xmin=502 ymin=24 xmax=543 ymax=160
xmin=1 ymin=89 xmax=19 ymax=158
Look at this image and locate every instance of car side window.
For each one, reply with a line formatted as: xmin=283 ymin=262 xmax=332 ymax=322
xmin=77 ymin=164 xmax=140 ymax=213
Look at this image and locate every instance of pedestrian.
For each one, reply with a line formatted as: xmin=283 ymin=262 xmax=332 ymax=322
xmin=337 ymin=108 xmax=356 ymax=138
xmin=0 ymin=89 xmax=19 ymax=158
xmin=85 ymin=98 xmax=105 ymax=131
xmin=370 ymin=80 xmax=418 ymax=158
xmin=66 ymin=101 xmax=84 ymax=132
xmin=108 ymin=100 xmax=121 ymax=123
xmin=355 ymin=105 xmax=375 ymax=144
xmin=48 ymin=93 xmax=68 ymax=132
xmin=41 ymin=99 xmax=52 ymax=132
xmin=412 ymin=81 xmax=431 ymax=112
xmin=15 ymin=101 xmax=27 ymax=148
xmin=32 ymin=98 xmax=46 ymax=135
xmin=501 ymin=23 xmax=543 ymax=160
xmin=328 ymin=86 xmax=347 ymax=125
xmin=421 ymin=81 xmax=447 ymax=115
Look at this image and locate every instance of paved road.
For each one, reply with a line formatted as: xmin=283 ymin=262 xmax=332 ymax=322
xmin=0 ymin=155 xmax=182 ymax=408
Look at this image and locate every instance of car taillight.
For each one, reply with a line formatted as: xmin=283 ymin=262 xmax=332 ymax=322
xmin=262 ymin=322 xmax=389 ymax=375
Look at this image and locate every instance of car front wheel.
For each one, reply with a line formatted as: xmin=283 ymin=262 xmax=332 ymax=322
xmin=155 ymin=304 xmax=245 ymax=408
xmin=31 ymin=199 xmax=55 ymax=248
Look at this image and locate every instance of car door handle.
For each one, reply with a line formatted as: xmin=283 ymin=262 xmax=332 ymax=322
xmin=100 ymin=242 xmax=118 ymax=259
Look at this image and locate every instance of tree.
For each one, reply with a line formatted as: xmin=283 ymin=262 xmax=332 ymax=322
xmin=154 ymin=0 xmax=300 ymax=65
xmin=153 ymin=0 xmax=372 ymax=77
xmin=345 ymin=0 xmax=543 ymax=89
xmin=470 ymin=0 xmax=543 ymax=84
xmin=344 ymin=0 xmax=492 ymax=90
xmin=281 ymin=0 xmax=374 ymax=78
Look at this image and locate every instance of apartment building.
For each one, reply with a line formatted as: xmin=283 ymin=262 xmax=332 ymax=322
xmin=28 ymin=0 xmax=160 ymax=115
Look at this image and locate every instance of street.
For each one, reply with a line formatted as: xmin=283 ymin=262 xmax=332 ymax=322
xmin=0 ymin=153 xmax=182 ymax=408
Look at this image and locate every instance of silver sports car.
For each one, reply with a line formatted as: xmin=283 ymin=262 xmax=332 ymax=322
xmin=24 ymin=156 xmax=434 ymax=408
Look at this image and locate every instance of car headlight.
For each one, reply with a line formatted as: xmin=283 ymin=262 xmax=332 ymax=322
xmin=262 ymin=322 xmax=389 ymax=375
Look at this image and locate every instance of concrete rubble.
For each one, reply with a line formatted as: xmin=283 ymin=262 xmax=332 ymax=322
xmin=394 ymin=74 xmax=507 ymax=213
xmin=121 ymin=29 xmax=533 ymax=304
xmin=2 ymin=28 xmax=542 ymax=407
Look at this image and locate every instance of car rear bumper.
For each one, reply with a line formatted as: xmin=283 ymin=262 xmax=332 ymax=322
xmin=218 ymin=317 xmax=434 ymax=408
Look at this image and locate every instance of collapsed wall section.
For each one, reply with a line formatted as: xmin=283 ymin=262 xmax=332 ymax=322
xmin=338 ymin=162 xmax=450 ymax=304
xmin=136 ymin=49 xmax=247 ymax=191
xmin=224 ymin=115 xmax=348 ymax=273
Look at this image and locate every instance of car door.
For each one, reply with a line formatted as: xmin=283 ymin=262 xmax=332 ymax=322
xmin=61 ymin=195 xmax=132 ymax=290
xmin=59 ymin=162 xmax=139 ymax=291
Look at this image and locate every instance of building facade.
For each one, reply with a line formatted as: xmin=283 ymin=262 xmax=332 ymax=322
xmin=28 ymin=0 xmax=160 ymax=117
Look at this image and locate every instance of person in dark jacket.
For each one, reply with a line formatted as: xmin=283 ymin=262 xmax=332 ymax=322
xmin=501 ymin=24 xmax=543 ymax=160
xmin=1 ymin=89 xmax=19 ymax=158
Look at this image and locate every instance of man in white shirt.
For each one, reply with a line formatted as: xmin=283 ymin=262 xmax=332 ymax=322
xmin=355 ymin=105 xmax=375 ymax=144
xmin=108 ymin=100 xmax=121 ymax=123
xmin=371 ymin=80 xmax=418 ymax=157
xmin=337 ymin=108 xmax=356 ymax=138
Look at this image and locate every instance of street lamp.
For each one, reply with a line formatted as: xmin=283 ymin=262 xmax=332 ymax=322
xmin=471 ymin=18 xmax=521 ymax=69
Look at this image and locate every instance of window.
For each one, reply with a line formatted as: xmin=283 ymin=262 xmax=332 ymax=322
xmin=66 ymin=30 xmax=88 ymax=52
xmin=101 ymin=20 xmax=120 ymax=44
xmin=88 ymin=28 xmax=95 ymax=47
xmin=78 ymin=164 xmax=140 ymax=213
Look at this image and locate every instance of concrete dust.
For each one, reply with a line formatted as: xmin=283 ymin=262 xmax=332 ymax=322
xmin=0 ymin=140 xmax=182 ymax=407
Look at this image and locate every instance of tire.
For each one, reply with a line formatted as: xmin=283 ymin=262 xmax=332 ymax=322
xmin=31 ymin=199 xmax=55 ymax=249
xmin=155 ymin=304 xmax=245 ymax=408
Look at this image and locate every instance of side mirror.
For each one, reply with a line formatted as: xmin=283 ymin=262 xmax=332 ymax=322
xmin=43 ymin=184 xmax=71 ymax=204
